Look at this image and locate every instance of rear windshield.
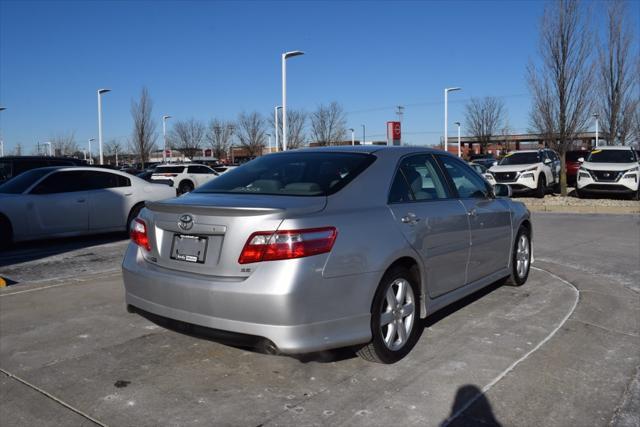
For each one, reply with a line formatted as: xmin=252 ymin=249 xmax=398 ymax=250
xmin=499 ymin=152 xmax=540 ymax=165
xmin=154 ymin=166 xmax=185 ymax=174
xmin=194 ymin=152 xmax=376 ymax=196
xmin=587 ymin=149 xmax=637 ymax=163
xmin=0 ymin=168 xmax=53 ymax=194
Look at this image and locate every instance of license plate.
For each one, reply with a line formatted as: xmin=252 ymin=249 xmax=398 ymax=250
xmin=170 ymin=234 xmax=208 ymax=263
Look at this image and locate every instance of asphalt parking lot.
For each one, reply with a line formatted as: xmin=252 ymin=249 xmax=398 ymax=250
xmin=1 ymin=213 xmax=638 ymax=427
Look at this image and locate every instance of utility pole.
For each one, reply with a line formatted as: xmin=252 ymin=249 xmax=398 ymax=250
xmin=396 ymin=105 xmax=404 ymax=123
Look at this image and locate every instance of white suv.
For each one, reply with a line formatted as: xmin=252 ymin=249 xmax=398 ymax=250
xmin=576 ymin=147 xmax=639 ymax=200
xmin=488 ymin=149 xmax=560 ymax=198
xmin=151 ymin=164 xmax=219 ymax=194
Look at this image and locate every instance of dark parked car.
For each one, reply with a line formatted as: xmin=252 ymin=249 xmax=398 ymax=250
xmin=0 ymin=156 xmax=87 ymax=184
xmin=469 ymin=154 xmax=497 ymax=169
xmin=565 ymin=150 xmax=589 ymax=185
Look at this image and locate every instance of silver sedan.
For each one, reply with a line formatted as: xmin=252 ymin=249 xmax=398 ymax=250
xmin=123 ymin=147 xmax=531 ymax=363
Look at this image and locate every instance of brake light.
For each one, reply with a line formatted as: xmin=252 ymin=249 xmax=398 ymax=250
xmin=130 ymin=218 xmax=151 ymax=251
xmin=238 ymin=227 xmax=337 ymax=264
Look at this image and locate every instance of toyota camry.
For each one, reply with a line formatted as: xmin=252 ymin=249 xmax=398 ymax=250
xmin=122 ymin=146 xmax=532 ymax=363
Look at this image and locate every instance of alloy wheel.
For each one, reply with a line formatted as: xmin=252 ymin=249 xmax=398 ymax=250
xmin=380 ymin=278 xmax=416 ymax=351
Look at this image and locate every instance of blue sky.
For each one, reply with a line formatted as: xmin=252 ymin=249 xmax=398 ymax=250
xmin=1 ymin=0 xmax=637 ymax=154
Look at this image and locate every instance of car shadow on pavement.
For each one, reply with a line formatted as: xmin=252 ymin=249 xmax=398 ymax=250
xmin=130 ymin=280 xmax=505 ymax=365
xmin=0 ymin=233 xmax=128 ymax=267
xmin=441 ymin=384 xmax=502 ymax=426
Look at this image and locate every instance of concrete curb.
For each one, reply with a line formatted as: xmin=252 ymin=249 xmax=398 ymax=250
xmin=524 ymin=204 xmax=640 ymax=215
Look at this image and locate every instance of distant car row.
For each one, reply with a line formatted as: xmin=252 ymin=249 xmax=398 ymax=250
xmin=470 ymin=146 xmax=638 ymax=200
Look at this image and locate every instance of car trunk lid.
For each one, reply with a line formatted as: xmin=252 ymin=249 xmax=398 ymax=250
xmin=142 ymin=193 xmax=327 ymax=277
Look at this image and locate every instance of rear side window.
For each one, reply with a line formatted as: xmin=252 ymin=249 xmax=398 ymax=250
xmin=195 ymin=152 xmax=376 ymax=196
xmin=389 ymin=155 xmax=450 ymax=203
xmin=188 ymin=165 xmax=214 ymax=174
xmin=85 ymin=171 xmax=131 ymax=189
xmin=155 ymin=166 xmax=185 ymax=174
xmin=30 ymin=171 xmax=88 ymax=194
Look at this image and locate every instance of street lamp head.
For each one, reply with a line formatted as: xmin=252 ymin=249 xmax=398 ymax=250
xmin=0 ymin=107 xmax=6 ymax=111
xmin=454 ymin=122 xmax=461 ymax=126
xmin=593 ymin=113 xmax=599 ymax=119
xmin=163 ymin=115 xmax=172 ymax=120
xmin=349 ymin=128 xmax=354 ymax=132
xmin=445 ymin=87 xmax=462 ymax=93
xmin=89 ymin=138 xmax=95 ymax=142
xmin=276 ymin=106 xmax=282 ymax=111
xmin=284 ymin=50 xmax=304 ymax=59
xmin=98 ymin=89 xmax=111 ymax=95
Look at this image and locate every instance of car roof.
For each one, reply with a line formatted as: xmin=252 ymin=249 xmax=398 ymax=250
xmin=285 ymin=145 xmax=444 ymax=155
xmin=591 ymin=146 xmax=634 ymax=151
xmin=28 ymin=166 xmax=135 ymax=175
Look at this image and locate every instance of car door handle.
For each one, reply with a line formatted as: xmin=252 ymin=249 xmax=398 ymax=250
xmin=401 ymin=213 xmax=421 ymax=224
xmin=124 ymin=192 xmax=133 ymax=196
xmin=467 ymin=208 xmax=477 ymax=217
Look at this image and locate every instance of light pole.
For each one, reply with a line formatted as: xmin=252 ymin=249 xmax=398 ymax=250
xmin=444 ymin=87 xmax=461 ymax=154
xmin=88 ymin=139 xmax=95 ymax=165
xmin=162 ymin=115 xmax=172 ymax=162
xmin=361 ymin=124 xmax=366 ymax=145
xmin=454 ymin=122 xmax=461 ymax=158
xmin=97 ymin=88 xmax=111 ymax=165
xmin=349 ymin=128 xmax=355 ymax=146
xmin=0 ymin=107 xmax=5 ymax=157
xmin=282 ymin=50 xmax=304 ymax=151
xmin=266 ymin=133 xmax=272 ymax=154
xmin=274 ymin=105 xmax=282 ymax=152
xmin=593 ymin=113 xmax=599 ymax=147
xmin=43 ymin=141 xmax=52 ymax=156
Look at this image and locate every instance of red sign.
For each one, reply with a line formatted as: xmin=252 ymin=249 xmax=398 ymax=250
xmin=204 ymin=149 xmax=212 ymax=157
xmin=387 ymin=121 xmax=401 ymax=145
xmin=165 ymin=149 xmax=172 ymax=157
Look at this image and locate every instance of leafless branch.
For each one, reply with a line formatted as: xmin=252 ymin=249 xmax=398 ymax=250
xmin=169 ymin=118 xmax=206 ymax=160
xmin=236 ymin=112 xmax=266 ymax=157
xmin=310 ymin=102 xmax=347 ymax=146
xmin=129 ymin=87 xmax=157 ymax=164
xmin=464 ymin=97 xmax=505 ymax=154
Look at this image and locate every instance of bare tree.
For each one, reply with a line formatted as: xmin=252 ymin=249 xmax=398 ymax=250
xmin=271 ymin=108 xmax=307 ymax=150
xmin=50 ymin=131 xmax=78 ymax=156
xmin=310 ymin=102 xmax=347 ymax=146
xmin=206 ymin=119 xmax=235 ymax=160
xmin=130 ymin=87 xmax=157 ymax=165
xmin=236 ymin=112 xmax=266 ymax=157
xmin=105 ymin=139 xmax=124 ymax=165
xmin=528 ymin=0 xmax=594 ymax=196
xmin=597 ymin=0 xmax=639 ymax=146
xmin=464 ymin=97 xmax=506 ymax=154
xmin=14 ymin=144 xmax=22 ymax=156
xmin=170 ymin=118 xmax=206 ymax=161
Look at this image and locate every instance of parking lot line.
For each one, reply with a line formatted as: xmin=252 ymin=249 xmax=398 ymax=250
xmin=0 ymin=269 xmax=120 ymax=297
xmin=0 ymin=368 xmax=107 ymax=427
xmin=442 ymin=266 xmax=580 ymax=426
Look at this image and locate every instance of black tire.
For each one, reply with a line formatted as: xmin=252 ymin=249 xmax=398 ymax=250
xmin=357 ymin=265 xmax=422 ymax=364
xmin=126 ymin=203 xmax=144 ymax=232
xmin=178 ymin=180 xmax=194 ymax=194
xmin=575 ymin=187 xmax=584 ymax=199
xmin=0 ymin=215 xmax=12 ymax=251
xmin=536 ymin=174 xmax=546 ymax=198
xmin=503 ymin=226 xmax=531 ymax=287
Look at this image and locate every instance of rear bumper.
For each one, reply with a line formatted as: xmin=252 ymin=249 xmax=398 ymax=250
xmin=122 ymin=244 xmax=376 ymax=353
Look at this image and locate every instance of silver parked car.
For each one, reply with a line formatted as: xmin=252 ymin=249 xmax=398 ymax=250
xmin=123 ymin=147 xmax=531 ymax=363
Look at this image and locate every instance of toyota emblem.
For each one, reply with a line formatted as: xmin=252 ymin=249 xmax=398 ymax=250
xmin=178 ymin=214 xmax=194 ymax=231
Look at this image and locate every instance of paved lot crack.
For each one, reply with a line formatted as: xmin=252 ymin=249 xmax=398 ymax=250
xmin=569 ymin=319 xmax=640 ymax=339
xmin=0 ymin=368 xmax=108 ymax=427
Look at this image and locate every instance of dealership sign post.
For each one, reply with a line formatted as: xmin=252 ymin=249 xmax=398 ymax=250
xmin=387 ymin=121 xmax=401 ymax=146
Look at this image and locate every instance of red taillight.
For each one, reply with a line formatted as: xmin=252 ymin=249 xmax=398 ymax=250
xmin=238 ymin=227 xmax=337 ymax=264
xmin=130 ymin=218 xmax=151 ymax=251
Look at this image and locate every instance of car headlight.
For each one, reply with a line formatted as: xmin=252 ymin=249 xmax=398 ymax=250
xmin=625 ymin=166 xmax=639 ymax=173
xmin=520 ymin=172 xmax=535 ymax=179
xmin=522 ymin=166 xmax=538 ymax=172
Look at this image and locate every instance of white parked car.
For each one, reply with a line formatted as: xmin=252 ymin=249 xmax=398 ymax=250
xmin=0 ymin=167 xmax=176 ymax=248
xmin=576 ymin=147 xmax=639 ymax=200
xmin=488 ymin=149 xmax=560 ymax=198
xmin=151 ymin=164 xmax=219 ymax=194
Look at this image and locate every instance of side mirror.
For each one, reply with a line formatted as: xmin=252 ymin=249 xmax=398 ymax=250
xmin=578 ymin=157 xmax=584 ymax=163
xmin=544 ymin=158 xmax=552 ymax=164
xmin=492 ymin=161 xmax=498 ymax=166
xmin=494 ymin=183 xmax=512 ymax=198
